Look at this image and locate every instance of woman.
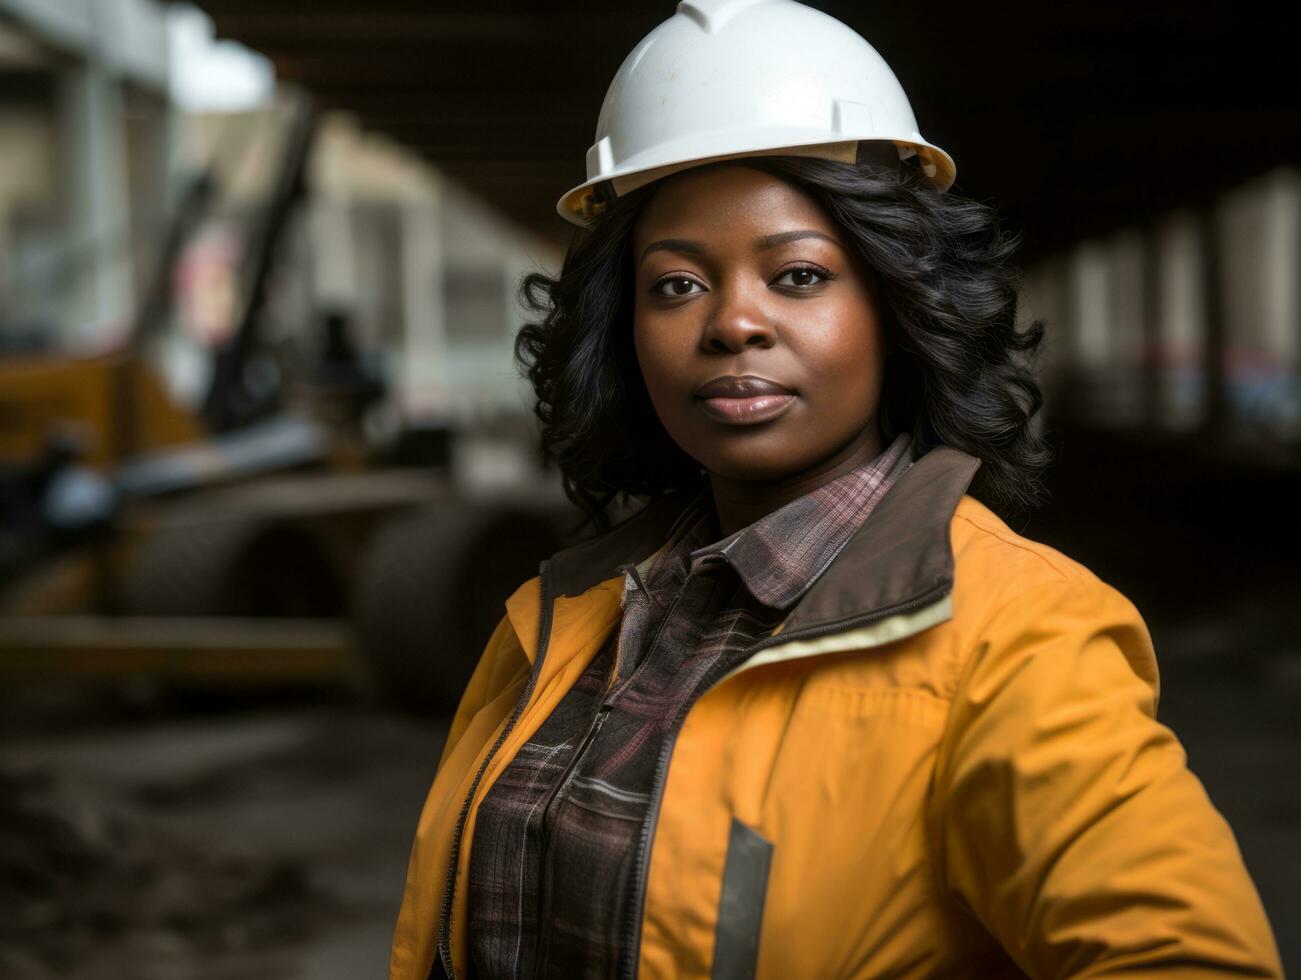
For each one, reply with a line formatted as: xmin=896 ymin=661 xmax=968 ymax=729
xmin=391 ymin=2 xmax=1283 ymax=977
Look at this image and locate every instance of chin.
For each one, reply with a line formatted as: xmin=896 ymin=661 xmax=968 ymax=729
xmin=695 ymin=444 xmax=820 ymax=484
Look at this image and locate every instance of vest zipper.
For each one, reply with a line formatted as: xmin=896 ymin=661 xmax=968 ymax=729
xmin=616 ymin=581 xmax=952 ymax=980
xmin=433 ymin=561 xmax=557 ymax=980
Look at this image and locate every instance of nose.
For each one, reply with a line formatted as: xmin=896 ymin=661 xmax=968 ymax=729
xmin=701 ymin=280 xmax=776 ymax=353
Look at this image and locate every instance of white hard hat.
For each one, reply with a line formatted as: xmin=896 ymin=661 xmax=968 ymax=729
xmin=556 ymin=0 xmax=956 ymax=227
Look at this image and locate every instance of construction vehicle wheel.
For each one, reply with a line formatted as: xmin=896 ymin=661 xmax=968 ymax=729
xmin=355 ymin=503 xmax=564 ymax=713
xmin=121 ymin=519 xmax=344 ymax=617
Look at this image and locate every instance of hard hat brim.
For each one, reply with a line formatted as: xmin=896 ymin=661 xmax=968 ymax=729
xmin=555 ymin=136 xmax=956 ymax=227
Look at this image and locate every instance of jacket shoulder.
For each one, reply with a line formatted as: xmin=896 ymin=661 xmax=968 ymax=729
xmin=945 ymin=494 xmax=1156 ymax=694
xmin=947 ymin=495 xmax=1151 ymax=649
xmin=951 ymin=494 xmax=1110 ymax=593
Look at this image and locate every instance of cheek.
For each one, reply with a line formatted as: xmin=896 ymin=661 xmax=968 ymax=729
xmin=799 ymin=310 xmax=885 ymax=407
xmin=632 ymin=314 xmax=683 ymax=401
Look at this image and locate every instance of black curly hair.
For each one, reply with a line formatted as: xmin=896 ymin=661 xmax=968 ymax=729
xmin=516 ymin=155 xmax=1054 ymax=534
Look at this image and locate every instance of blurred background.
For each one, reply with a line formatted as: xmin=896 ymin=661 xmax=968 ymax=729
xmin=0 ymin=1 xmax=1296 ymax=976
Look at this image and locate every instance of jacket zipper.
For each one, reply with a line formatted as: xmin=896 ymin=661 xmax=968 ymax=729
xmin=616 ymin=581 xmax=951 ymax=980
xmin=434 ymin=560 xmax=557 ymax=980
xmin=533 ymin=560 xmax=673 ymax=977
xmin=531 ymin=700 xmax=612 ymax=978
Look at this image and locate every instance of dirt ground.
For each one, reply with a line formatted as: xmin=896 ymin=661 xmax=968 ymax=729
xmin=1 ymin=610 xmax=1297 ymax=979
xmin=0 ymin=694 xmax=447 ymax=980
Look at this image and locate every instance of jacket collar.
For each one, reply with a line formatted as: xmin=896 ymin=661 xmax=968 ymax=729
xmin=778 ymin=443 xmax=979 ymax=636
xmin=545 ymin=444 xmax=981 ymax=631
xmin=547 ymin=486 xmax=706 ymax=600
xmin=690 ymin=431 xmax=914 ymax=611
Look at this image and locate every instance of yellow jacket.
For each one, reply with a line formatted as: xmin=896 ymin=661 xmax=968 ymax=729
xmin=391 ymin=446 xmax=1283 ymax=979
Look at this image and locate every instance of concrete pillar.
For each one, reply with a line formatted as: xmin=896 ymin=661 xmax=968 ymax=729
xmin=57 ymin=56 xmax=136 ymax=344
xmin=1262 ymin=169 xmax=1300 ymax=373
xmin=1071 ymin=240 xmax=1112 ymax=372
xmin=1140 ymin=225 xmax=1163 ymax=428
xmin=1156 ymin=211 xmax=1207 ymax=431
xmin=399 ymin=185 xmax=451 ymax=421
xmin=1198 ymin=203 xmax=1229 ymax=437
xmin=1107 ymin=230 xmax=1145 ymax=426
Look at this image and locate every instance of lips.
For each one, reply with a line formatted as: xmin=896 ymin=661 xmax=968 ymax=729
xmin=693 ymin=375 xmax=794 ymax=399
xmin=693 ymin=375 xmax=796 ymax=425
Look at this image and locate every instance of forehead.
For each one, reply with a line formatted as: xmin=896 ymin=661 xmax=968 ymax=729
xmin=632 ymin=165 xmax=836 ymax=247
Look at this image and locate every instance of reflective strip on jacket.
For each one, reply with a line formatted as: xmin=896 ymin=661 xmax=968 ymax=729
xmin=390 ymin=446 xmax=1284 ymax=979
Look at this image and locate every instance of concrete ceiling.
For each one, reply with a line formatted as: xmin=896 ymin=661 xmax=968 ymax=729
xmin=199 ymin=1 xmax=1301 ymax=258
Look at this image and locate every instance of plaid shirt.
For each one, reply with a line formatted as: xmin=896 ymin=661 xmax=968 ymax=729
xmin=466 ymin=432 xmax=914 ymax=979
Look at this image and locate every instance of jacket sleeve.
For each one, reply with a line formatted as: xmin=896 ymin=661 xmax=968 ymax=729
xmin=390 ymin=606 xmax=531 ymax=980
xmin=929 ymin=576 xmax=1283 ymax=978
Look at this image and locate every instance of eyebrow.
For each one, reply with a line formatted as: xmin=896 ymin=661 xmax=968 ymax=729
xmin=638 ymin=229 xmax=841 ymax=267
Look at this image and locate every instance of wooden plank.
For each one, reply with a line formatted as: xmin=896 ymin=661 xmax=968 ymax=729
xmin=0 ymin=617 xmax=362 ymax=686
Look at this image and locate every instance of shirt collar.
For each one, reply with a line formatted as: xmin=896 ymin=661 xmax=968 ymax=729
xmin=657 ymin=431 xmax=915 ymax=611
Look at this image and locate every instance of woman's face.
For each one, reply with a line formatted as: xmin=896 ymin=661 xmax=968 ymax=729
xmin=632 ymin=164 xmax=888 ymax=483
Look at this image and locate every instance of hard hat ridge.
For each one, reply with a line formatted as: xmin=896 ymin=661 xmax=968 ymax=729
xmin=557 ymin=0 xmax=956 ymax=226
xmin=677 ymin=0 xmax=776 ymax=33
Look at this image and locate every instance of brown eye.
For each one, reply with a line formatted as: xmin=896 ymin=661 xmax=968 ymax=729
xmin=773 ymin=266 xmax=831 ymax=289
xmin=653 ymin=275 xmax=706 ymax=297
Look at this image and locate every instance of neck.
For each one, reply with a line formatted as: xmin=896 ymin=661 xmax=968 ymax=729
xmin=707 ymin=422 xmax=887 ymax=537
